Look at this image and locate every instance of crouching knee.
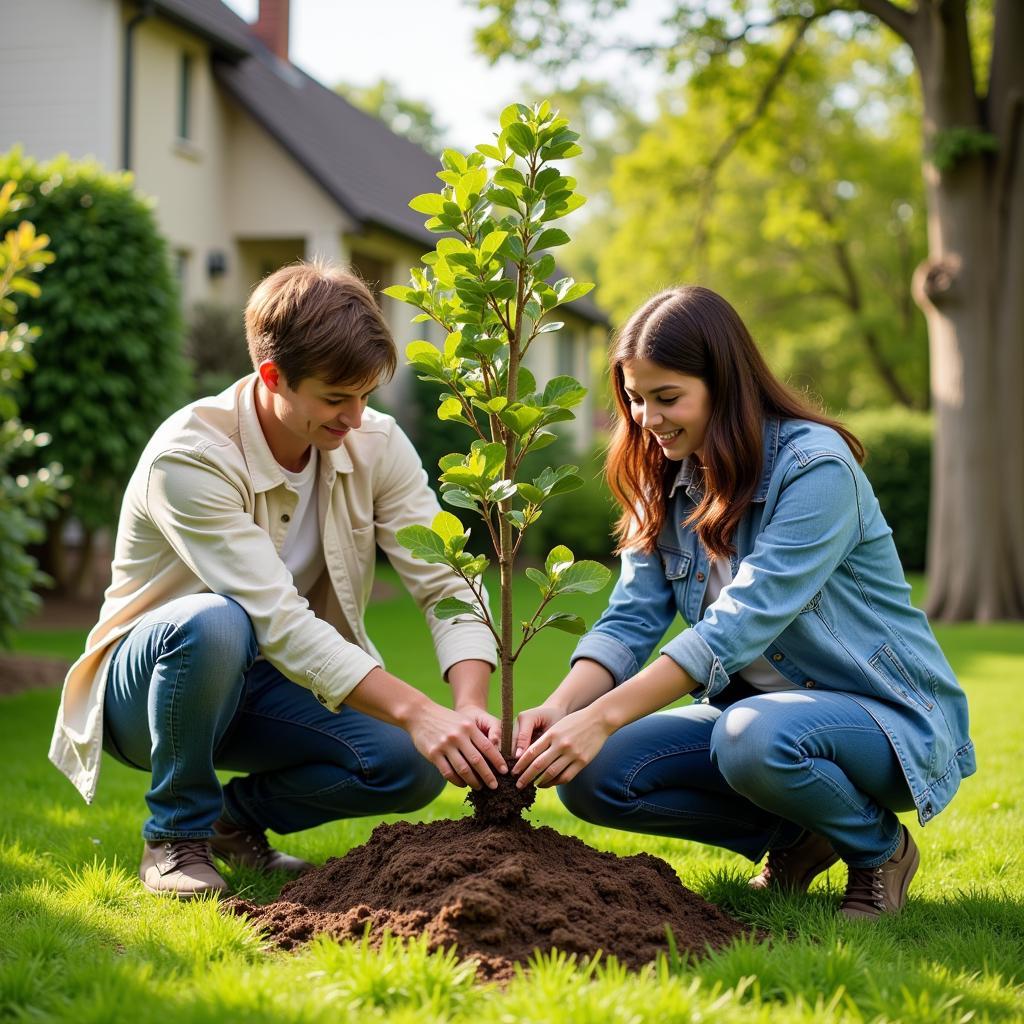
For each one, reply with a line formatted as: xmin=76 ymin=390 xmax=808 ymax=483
xmin=557 ymin=763 xmax=622 ymax=827
xmin=373 ymin=741 xmax=446 ymax=814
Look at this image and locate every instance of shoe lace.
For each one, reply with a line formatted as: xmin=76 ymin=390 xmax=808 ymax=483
xmin=843 ymin=865 xmax=886 ymax=910
xmin=163 ymin=839 xmax=214 ymax=870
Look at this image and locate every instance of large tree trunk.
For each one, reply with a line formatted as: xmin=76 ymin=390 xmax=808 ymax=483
xmin=907 ymin=0 xmax=1024 ymax=620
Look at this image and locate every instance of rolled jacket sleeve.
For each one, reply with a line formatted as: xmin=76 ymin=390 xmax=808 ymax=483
xmin=571 ymin=544 xmax=679 ymax=684
xmin=146 ymin=451 xmax=380 ymax=710
xmin=371 ymin=425 xmax=497 ymax=677
xmin=662 ymin=455 xmax=863 ymax=700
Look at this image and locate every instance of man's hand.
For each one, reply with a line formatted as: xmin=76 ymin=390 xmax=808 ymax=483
xmin=406 ymin=701 xmax=507 ymax=790
xmin=455 ymin=703 xmax=503 ymax=751
xmin=512 ymin=705 xmax=613 ymax=789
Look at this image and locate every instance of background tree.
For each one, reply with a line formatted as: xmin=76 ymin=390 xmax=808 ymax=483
xmin=597 ymin=31 xmax=928 ymax=413
xmin=0 ymin=181 xmax=64 ymax=645
xmin=0 ymin=149 xmax=189 ymax=597
xmin=475 ymin=0 xmax=1023 ymax=622
xmin=335 ymin=78 xmax=449 ymax=153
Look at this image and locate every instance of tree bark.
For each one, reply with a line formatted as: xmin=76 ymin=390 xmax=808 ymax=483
xmin=906 ymin=0 xmax=1024 ymax=620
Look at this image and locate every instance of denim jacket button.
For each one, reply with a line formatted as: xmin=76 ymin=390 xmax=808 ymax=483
xmin=696 ymin=571 xmax=706 ymax=582
xmin=805 ymin=679 xmax=816 ymax=688
xmin=772 ymin=652 xmax=784 ymax=662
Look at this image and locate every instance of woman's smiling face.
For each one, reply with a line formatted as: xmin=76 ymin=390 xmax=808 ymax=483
xmin=621 ymin=357 xmax=712 ymax=462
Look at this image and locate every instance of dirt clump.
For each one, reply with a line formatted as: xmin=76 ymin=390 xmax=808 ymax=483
xmin=466 ymin=759 xmax=537 ymax=824
xmin=226 ymin=815 xmax=751 ymax=982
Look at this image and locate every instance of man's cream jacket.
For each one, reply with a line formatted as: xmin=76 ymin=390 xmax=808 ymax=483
xmin=49 ymin=376 xmax=497 ymax=802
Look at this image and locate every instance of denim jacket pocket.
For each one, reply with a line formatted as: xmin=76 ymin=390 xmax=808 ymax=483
xmin=658 ymin=546 xmax=691 ymax=581
xmin=869 ymin=643 xmax=935 ymax=711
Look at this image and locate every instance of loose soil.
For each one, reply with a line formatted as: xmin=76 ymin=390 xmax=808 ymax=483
xmin=226 ymin=796 xmax=752 ymax=982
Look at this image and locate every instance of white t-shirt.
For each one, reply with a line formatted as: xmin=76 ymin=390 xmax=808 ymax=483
xmin=279 ymin=450 xmax=326 ymax=597
xmin=701 ymin=555 xmax=799 ymax=692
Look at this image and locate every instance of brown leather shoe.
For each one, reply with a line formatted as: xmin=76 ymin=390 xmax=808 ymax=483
xmin=841 ymin=825 xmax=920 ymax=920
xmin=139 ymin=839 xmax=228 ymax=899
xmin=749 ymin=830 xmax=840 ymax=892
xmin=209 ymin=818 xmax=313 ymax=875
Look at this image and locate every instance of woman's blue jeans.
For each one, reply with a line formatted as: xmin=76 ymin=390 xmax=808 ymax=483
xmin=102 ymin=594 xmax=445 ymax=842
xmin=558 ymin=681 xmax=916 ymax=869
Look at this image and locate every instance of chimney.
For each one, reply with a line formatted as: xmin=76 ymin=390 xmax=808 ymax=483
xmin=254 ymin=0 xmax=290 ymax=62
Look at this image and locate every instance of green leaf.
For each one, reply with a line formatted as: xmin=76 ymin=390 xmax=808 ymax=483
xmin=441 ymin=487 xmax=479 ymax=512
xmin=476 ymin=143 xmax=504 ymax=161
xmin=500 ymin=235 xmax=526 ymax=261
xmin=499 ymin=404 xmax=544 ymax=436
xmin=488 ymin=187 xmax=521 ymax=212
xmin=395 ymin=525 xmax=445 ymax=557
xmin=516 ymin=482 xmax=545 ymax=504
xmin=438 ymin=398 xmax=471 ymax=425
xmin=441 ymin=149 xmax=468 ymax=173
xmin=537 ymin=320 xmax=564 ymax=335
xmin=552 ymin=560 xmax=613 ymax=595
xmin=524 ymin=567 xmax=550 ymax=594
xmin=406 ymin=340 xmax=443 ymax=368
xmin=537 ymin=613 xmax=586 ymax=636
xmin=434 ymin=597 xmax=479 ymax=620
xmin=546 ymin=544 xmax=574 ymax=577
xmin=409 ymin=193 xmax=445 ymax=215
xmin=533 ymin=228 xmax=570 ymax=250
xmin=499 ymin=102 xmax=529 ymax=128
xmin=505 ymin=122 xmax=536 ymax=158
xmin=534 ymin=253 xmax=556 ymax=280
xmin=543 ymin=375 xmax=587 ymax=408
xmin=524 ymin=430 xmax=558 ymax=453
xmin=486 ymin=478 xmax=518 ymax=503
xmin=480 ymin=230 xmax=508 ymax=261
xmin=432 ymin=510 xmax=465 ymax=544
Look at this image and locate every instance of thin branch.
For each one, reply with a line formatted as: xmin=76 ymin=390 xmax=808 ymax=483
xmin=692 ymin=18 xmax=813 ymax=267
xmin=448 ymin=565 xmax=502 ymax=648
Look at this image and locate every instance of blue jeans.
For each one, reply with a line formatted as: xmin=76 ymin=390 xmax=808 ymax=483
xmin=558 ymin=682 xmax=915 ymax=869
xmin=103 ymin=594 xmax=445 ymax=842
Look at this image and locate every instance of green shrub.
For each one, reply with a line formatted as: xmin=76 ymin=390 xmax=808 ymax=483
xmin=0 ymin=181 xmax=65 ymax=646
xmin=185 ymin=300 xmax=251 ymax=400
xmin=845 ymin=407 xmax=932 ymax=571
xmin=0 ymin=149 xmax=189 ymax=589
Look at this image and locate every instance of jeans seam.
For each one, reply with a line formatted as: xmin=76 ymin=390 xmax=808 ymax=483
xmin=241 ymin=774 xmax=361 ymax=813
xmin=621 ymin=743 xmax=711 ymax=804
xmin=634 ymin=799 xmax=756 ymax=827
xmin=165 ymin=622 xmax=187 ymax=833
xmin=235 ymin=709 xmax=371 ymax=777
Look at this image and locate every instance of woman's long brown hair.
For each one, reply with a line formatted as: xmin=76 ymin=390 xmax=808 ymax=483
xmin=607 ymin=286 xmax=864 ymax=557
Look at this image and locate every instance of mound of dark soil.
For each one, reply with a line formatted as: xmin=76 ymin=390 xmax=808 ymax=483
xmin=226 ymin=813 xmax=751 ymax=982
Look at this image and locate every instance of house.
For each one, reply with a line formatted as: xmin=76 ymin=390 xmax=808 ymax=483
xmin=0 ymin=0 xmax=609 ymax=448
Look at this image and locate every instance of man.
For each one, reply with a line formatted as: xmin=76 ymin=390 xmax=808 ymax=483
xmin=50 ymin=262 xmax=504 ymax=898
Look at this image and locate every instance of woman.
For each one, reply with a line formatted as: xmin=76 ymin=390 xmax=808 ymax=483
xmin=513 ymin=286 xmax=974 ymax=920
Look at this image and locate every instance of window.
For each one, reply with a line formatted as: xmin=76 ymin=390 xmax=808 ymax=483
xmin=178 ymin=53 xmax=193 ymax=140
xmin=557 ymin=329 xmax=577 ymax=377
xmin=175 ymin=250 xmax=191 ymax=305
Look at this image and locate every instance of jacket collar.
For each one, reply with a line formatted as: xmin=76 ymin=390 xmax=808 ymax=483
xmin=237 ymin=375 xmax=354 ymax=494
xmin=668 ymin=416 xmax=781 ymax=503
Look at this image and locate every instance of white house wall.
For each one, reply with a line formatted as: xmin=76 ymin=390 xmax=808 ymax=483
xmin=129 ymin=14 xmax=240 ymax=306
xmin=0 ymin=0 xmax=120 ymax=166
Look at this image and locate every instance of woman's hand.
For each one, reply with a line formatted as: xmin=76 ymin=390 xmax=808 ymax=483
xmin=512 ymin=703 xmax=568 ymax=758
xmin=513 ymin=705 xmax=614 ymax=789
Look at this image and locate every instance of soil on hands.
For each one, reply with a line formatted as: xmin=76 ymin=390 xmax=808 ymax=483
xmin=226 ymin=783 xmax=751 ymax=981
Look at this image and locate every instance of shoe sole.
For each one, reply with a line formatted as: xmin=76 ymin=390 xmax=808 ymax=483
xmin=140 ymin=879 xmax=227 ymax=900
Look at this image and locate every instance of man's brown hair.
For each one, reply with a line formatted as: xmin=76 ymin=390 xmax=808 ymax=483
xmin=245 ymin=260 xmax=397 ymax=387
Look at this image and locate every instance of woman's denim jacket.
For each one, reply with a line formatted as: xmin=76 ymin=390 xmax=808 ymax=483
xmin=572 ymin=417 xmax=975 ymax=826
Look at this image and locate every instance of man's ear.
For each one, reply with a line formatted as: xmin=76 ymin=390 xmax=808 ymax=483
xmin=258 ymin=360 xmax=283 ymax=393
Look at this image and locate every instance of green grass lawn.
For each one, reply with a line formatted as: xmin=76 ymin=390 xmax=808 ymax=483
xmin=2 ymin=567 xmax=1022 ymax=1023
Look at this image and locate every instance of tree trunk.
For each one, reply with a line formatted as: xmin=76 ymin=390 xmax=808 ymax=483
xmin=908 ymin=1 xmax=1024 ymax=620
